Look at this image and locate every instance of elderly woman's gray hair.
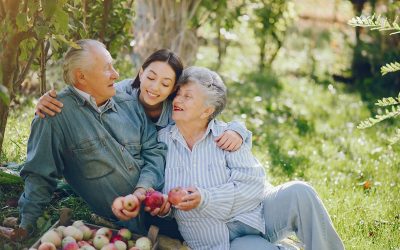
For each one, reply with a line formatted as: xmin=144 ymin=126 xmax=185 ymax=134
xmin=63 ymin=39 xmax=106 ymax=85
xmin=178 ymin=66 xmax=227 ymax=120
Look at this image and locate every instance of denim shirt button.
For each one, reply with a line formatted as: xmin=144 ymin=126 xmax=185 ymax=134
xmin=121 ymin=146 xmax=125 ymax=151
xmin=128 ymin=165 xmax=133 ymax=170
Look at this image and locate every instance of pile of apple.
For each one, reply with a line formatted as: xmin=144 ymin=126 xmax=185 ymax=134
xmin=32 ymin=188 xmax=189 ymax=250
xmin=32 ymin=220 xmax=152 ymax=250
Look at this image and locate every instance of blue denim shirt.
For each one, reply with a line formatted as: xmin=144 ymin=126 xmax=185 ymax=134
xmin=18 ymin=86 xmax=167 ymax=230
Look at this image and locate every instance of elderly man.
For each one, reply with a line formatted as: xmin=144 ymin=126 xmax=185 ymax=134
xmin=18 ymin=39 xmax=166 ymax=234
xmin=158 ymin=66 xmax=345 ymax=250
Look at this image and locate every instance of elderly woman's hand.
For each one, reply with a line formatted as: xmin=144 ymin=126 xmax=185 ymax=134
xmin=174 ymin=187 xmax=201 ymax=211
xmin=35 ymin=89 xmax=63 ymax=118
xmin=215 ymin=130 xmax=243 ymax=152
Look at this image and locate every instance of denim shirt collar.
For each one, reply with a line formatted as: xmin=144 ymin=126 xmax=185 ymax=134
xmin=67 ymin=86 xmax=117 ymax=113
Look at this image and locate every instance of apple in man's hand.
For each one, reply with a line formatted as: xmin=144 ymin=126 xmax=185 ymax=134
xmin=168 ymin=187 xmax=188 ymax=206
xmin=123 ymin=194 xmax=139 ymax=212
xmin=143 ymin=190 xmax=164 ymax=210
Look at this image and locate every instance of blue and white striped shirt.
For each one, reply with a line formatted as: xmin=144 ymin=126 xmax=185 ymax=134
xmin=158 ymin=120 xmax=267 ymax=250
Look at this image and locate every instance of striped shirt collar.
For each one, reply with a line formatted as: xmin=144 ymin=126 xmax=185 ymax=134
xmin=170 ymin=119 xmax=219 ymax=142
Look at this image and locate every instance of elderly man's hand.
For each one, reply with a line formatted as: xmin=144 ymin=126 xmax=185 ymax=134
xmin=215 ymin=130 xmax=243 ymax=152
xmin=174 ymin=187 xmax=201 ymax=211
xmin=111 ymin=196 xmax=140 ymax=221
xmin=35 ymin=89 xmax=63 ymax=118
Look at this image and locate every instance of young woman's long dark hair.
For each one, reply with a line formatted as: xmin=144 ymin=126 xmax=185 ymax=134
xmin=132 ymin=49 xmax=184 ymax=100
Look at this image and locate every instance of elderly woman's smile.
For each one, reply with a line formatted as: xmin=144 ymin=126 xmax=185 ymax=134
xmin=172 ymin=81 xmax=213 ymax=124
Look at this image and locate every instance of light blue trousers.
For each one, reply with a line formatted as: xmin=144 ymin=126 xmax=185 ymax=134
xmin=230 ymin=181 xmax=345 ymax=250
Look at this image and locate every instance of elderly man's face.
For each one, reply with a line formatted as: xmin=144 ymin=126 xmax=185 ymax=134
xmin=80 ymin=47 xmax=119 ymax=105
xmin=172 ymin=81 xmax=213 ymax=123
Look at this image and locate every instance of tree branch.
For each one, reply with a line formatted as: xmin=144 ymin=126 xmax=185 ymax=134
xmin=0 ymin=0 xmax=6 ymax=21
xmin=15 ymin=39 xmax=41 ymax=87
xmin=99 ymin=0 xmax=112 ymax=44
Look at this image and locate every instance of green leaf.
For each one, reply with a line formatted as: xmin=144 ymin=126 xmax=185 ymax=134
xmin=35 ymin=25 xmax=49 ymax=39
xmin=49 ymin=37 xmax=60 ymax=51
xmin=54 ymin=35 xmax=81 ymax=49
xmin=53 ymin=6 xmax=69 ymax=34
xmin=0 ymin=84 xmax=10 ymax=106
xmin=16 ymin=13 xmax=28 ymax=31
xmin=42 ymin=0 xmax=58 ymax=19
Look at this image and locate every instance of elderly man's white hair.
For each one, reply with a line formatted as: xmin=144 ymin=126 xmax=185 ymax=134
xmin=178 ymin=66 xmax=227 ymax=120
xmin=63 ymin=39 xmax=106 ymax=85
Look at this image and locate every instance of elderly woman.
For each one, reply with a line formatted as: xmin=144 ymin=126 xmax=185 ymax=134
xmin=158 ymin=66 xmax=344 ymax=250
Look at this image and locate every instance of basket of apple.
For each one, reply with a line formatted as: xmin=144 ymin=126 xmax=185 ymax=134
xmin=29 ymin=190 xmax=167 ymax=250
xmin=29 ymin=220 xmax=158 ymax=250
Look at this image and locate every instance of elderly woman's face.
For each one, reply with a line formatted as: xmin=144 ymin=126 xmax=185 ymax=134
xmin=172 ymin=81 xmax=212 ymax=123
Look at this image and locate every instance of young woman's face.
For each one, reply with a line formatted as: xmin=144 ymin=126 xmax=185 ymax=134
xmin=139 ymin=61 xmax=176 ymax=106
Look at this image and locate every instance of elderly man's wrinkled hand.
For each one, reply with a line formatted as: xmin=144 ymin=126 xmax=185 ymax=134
xmin=174 ymin=187 xmax=201 ymax=211
xmin=111 ymin=196 xmax=140 ymax=221
xmin=215 ymin=130 xmax=243 ymax=152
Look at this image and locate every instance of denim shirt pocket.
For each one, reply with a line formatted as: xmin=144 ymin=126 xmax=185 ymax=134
xmin=71 ymin=137 xmax=114 ymax=179
xmin=122 ymin=142 xmax=144 ymax=170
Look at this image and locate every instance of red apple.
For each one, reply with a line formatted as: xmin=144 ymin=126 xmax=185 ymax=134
xmin=110 ymin=234 xmax=123 ymax=243
xmin=101 ymin=243 xmax=118 ymax=250
xmin=62 ymin=242 xmax=79 ymax=250
xmin=123 ymin=194 xmax=139 ymax=212
xmin=93 ymin=234 xmax=110 ymax=249
xmin=38 ymin=242 xmax=56 ymax=250
xmin=114 ymin=240 xmax=127 ymax=250
xmin=77 ymin=240 xmax=91 ymax=247
xmin=135 ymin=237 xmax=152 ymax=250
xmin=118 ymin=228 xmax=132 ymax=241
xmin=143 ymin=190 xmax=164 ymax=210
xmin=41 ymin=229 xmax=61 ymax=248
xmin=168 ymin=187 xmax=188 ymax=206
xmin=96 ymin=227 xmax=113 ymax=239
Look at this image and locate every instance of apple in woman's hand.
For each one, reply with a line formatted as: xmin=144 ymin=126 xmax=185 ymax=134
xmin=168 ymin=187 xmax=188 ymax=206
xmin=143 ymin=191 xmax=164 ymax=210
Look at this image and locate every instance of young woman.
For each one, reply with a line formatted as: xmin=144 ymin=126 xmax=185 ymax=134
xmin=36 ymin=49 xmax=249 ymax=151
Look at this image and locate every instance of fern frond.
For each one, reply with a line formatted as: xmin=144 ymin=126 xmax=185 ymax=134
xmin=348 ymin=15 xmax=400 ymax=35
xmin=357 ymin=105 xmax=400 ymax=129
xmin=375 ymin=95 xmax=400 ymax=106
xmin=389 ymin=128 xmax=400 ymax=145
xmin=381 ymin=61 xmax=400 ymax=75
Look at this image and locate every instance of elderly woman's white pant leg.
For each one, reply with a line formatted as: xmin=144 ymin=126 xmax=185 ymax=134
xmin=262 ymin=181 xmax=345 ymax=250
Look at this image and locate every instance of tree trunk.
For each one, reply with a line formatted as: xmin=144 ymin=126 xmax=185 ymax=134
xmin=258 ymin=36 xmax=266 ymax=72
xmin=0 ymin=0 xmax=36 ymax=155
xmin=133 ymin=0 xmax=202 ymax=67
xmin=0 ymin=102 xmax=10 ymax=157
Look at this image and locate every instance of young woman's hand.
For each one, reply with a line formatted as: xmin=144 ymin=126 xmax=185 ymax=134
xmin=144 ymin=194 xmax=171 ymax=217
xmin=215 ymin=130 xmax=243 ymax=152
xmin=35 ymin=89 xmax=63 ymax=118
xmin=174 ymin=187 xmax=201 ymax=211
